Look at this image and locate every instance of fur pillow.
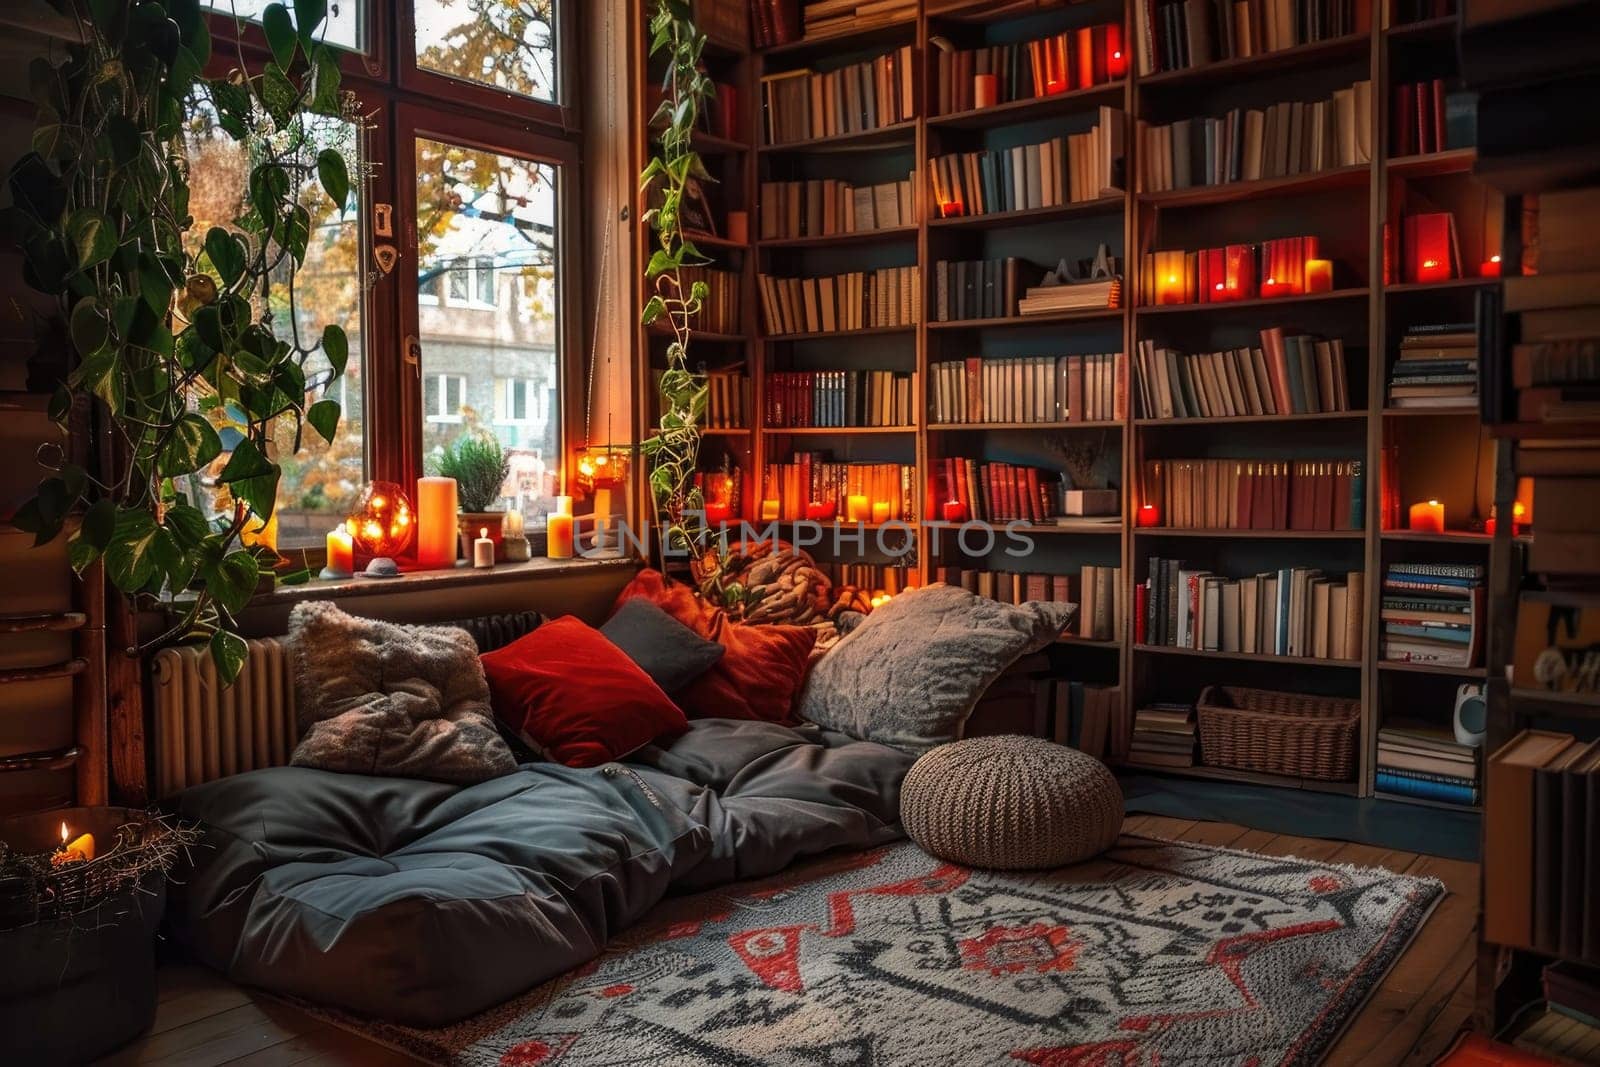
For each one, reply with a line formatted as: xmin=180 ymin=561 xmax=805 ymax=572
xmin=288 ymin=602 xmax=516 ymax=784
xmin=798 ymin=583 xmax=1074 ymax=754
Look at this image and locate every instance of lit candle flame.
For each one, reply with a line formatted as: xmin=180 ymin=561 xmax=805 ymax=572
xmin=60 ymin=821 xmax=68 ymax=844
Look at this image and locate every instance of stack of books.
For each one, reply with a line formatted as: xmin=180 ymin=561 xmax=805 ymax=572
xmin=676 ymin=266 xmax=741 ymax=334
xmin=1134 ymin=328 xmax=1352 ymax=418
xmin=1375 ymin=722 xmax=1480 ymax=806
xmin=1139 ymin=559 xmax=1366 ymax=660
xmin=760 ymin=454 xmax=914 ymax=522
xmin=1139 ymin=458 xmax=1365 ymax=531
xmin=928 ymin=106 xmax=1124 ymax=216
xmin=1129 ymin=704 xmax=1198 ymax=768
xmin=1134 ymin=0 xmax=1372 ymax=77
xmin=929 ymin=352 xmax=1125 ymax=424
xmin=764 ymin=370 xmax=912 ymax=428
xmin=800 ymin=0 xmax=915 ymax=39
xmin=1391 ymin=78 xmax=1472 ymax=156
xmin=1380 ymin=562 xmax=1484 ymax=668
xmin=1505 ymin=244 xmax=1600 ymax=423
xmin=757 ymin=266 xmax=921 ymax=335
xmin=1387 ymin=322 xmax=1478 ymax=408
xmin=759 ymin=46 xmax=915 ymax=145
xmin=1138 ymin=81 xmax=1373 ymax=191
xmin=1138 ymin=236 xmax=1325 ymax=304
xmin=931 ymin=22 xmax=1125 ymax=116
xmin=705 ymin=365 xmax=749 ymax=429
xmin=1018 ymin=277 xmax=1121 ymax=315
xmin=758 ymin=175 xmax=915 ymax=239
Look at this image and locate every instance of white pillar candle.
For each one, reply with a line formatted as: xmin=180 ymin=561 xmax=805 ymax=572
xmin=473 ymin=527 xmax=495 ymax=569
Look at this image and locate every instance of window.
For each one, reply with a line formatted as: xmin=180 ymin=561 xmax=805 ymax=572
xmin=426 ymin=375 xmax=468 ymax=423
xmin=200 ymin=0 xmax=366 ymax=52
xmin=497 ymin=378 xmax=547 ymax=424
xmin=441 ymin=257 xmax=497 ymax=308
xmin=413 ymin=0 xmax=558 ymax=103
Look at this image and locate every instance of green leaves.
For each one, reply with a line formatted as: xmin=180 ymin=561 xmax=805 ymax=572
xmin=306 ymin=398 xmax=340 ymax=444
xmin=203 ymin=226 xmax=246 ymax=287
xmin=321 ymin=324 xmax=347 ymax=376
xmin=67 ymin=208 xmax=116 ymax=269
xmin=315 ymin=148 xmax=348 ymax=215
xmin=69 ymin=297 xmax=109 ymax=356
xmin=158 ymin=413 xmax=222 ymax=476
xmin=209 ymin=550 xmax=259 ymax=615
xmin=259 ymin=64 xmax=298 ymax=129
xmin=215 ymin=439 xmax=280 ymax=521
xmin=104 ymin=507 xmax=161 ymax=590
xmin=262 ymin=4 xmax=297 ymax=70
xmin=209 ymin=630 xmax=248 ymax=688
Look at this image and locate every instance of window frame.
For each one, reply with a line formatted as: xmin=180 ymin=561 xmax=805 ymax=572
xmin=426 ymin=373 xmax=468 ymax=424
xmin=201 ymin=0 xmax=391 ymax=83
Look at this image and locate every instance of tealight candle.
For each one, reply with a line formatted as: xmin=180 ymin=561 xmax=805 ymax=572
xmin=52 ymin=821 xmax=94 ymax=867
xmin=846 ymin=494 xmax=870 ymax=522
xmin=1137 ymin=503 xmax=1161 ymax=527
xmin=942 ymin=500 xmax=970 ymax=523
xmin=1408 ymin=499 xmax=1445 ymax=534
xmin=705 ymin=502 xmax=731 ymax=525
xmin=871 ymin=501 xmax=892 ymax=524
xmin=1157 ymin=272 xmax=1185 ymax=305
xmin=805 ymin=500 xmax=836 ymax=522
xmin=760 ymin=498 xmax=781 ymax=521
xmin=1480 ymin=254 xmax=1502 ymax=277
xmin=1304 ymin=258 xmax=1333 ymax=293
xmin=323 ymin=527 xmax=354 ymax=579
xmin=473 ymin=527 xmax=495 ymax=569
xmin=1259 ymin=277 xmax=1288 ymax=298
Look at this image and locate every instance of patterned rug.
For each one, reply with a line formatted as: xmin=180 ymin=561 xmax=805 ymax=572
xmin=309 ymin=836 xmax=1443 ymax=1067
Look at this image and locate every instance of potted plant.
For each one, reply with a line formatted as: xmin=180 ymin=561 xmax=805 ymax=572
xmin=431 ymin=432 xmax=512 ymax=560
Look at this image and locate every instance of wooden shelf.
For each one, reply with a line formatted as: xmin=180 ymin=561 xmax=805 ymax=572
xmin=687 ymin=130 xmax=749 ymax=155
xmin=1386 ymin=148 xmax=1477 ymax=178
xmin=760 ymin=325 xmax=915 ymax=342
xmin=682 ymin=230 xmax=749 ymax=252
xmin=1115 ymin=758 xmax=1362 ymax=796
xmin=760 ymin=18 xmax=915 ymax=59
xmin=1377 ymin=660 xmax=1488 ymax=679
xmin=700 ymin=427 xmax=752 ymax=437
xmin=1056 ymin=635 xmax=1122 ymax=648
xmin=1384 ymin=15 xmax=1457 ymax=41
xmin=652 ymin=328 xmax=747 ymax=344
xmin=757 ymin=226 xmax=918 ymax=249
xmin=1380 ymin=530 xmax=1492 ymax=545
xmin=927 ymin=419 xmax=1124 ymax=431
xmin=759 ymin=121 xmax=917 ymax=155
xmin=1372 ymin=791 xmax=1481 ymax=814
xmin=1134 ymin=644 xmax=1363 ymax=668
xmin=1384 ymin=277 xmax=1497 ymax=294
xmin=1135 ymin=288 xmax=1368 ymax=316
xmin=1137 ymin=164 xmax=1370 ymax=209
xmin=927 ymin=196 xmax=1124 ymax=230
xmin=1136 ymin=411 xmax=1366 ymax=427
xmin=1381 ymin=405 xmax=1480 ymax=417
xmin=926 ymin=307 xmax=1122 ymax=330
xmin=1508 ymin=689 xmax=1600 ymax=719
xmin=762 ymin=425 xmax=916 ymax=436
xmin=1134 ymin=527 xmax=1366 ymax=540
xmin=922 ymin=520 xmax=1120 ymax=535
xmin=927 ymin=81 xmax=1126 ymax=130
xmin=1136 ymin=32 xmax=1371 ymax=90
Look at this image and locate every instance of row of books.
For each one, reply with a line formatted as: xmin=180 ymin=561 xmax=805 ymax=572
xmin=1392 ymin=78 xmax=1472 ymax=158
xmin=694 ymin=461 xmax=743 ymax=514
xmin=1375 ymin=721 xmax=1480 ymax=806
xmin=1058 ymin=682 xmax=1128 ymax=762
xmin=750 ymin=0 xmax=800 ymax=48
xmin=819 ymin=562 xmax=916 ymax=596
xmin=757 ymin=176 xmax=915 ymax=240
xmin=1138 ymin=235 xmax=1325 ymax=305
xmin=678 ymin=266 xmax=741 ymax=335
xmin=1134 ymin=0 xmax=1372 ymax=77
xmin=929 ymin=107 xmax=1124 ymax=218
xmin=759 ymin=46 xmax=915 ymax=146
xmin=760 ymin=455 xmax=915 ymax=523
xmin=1133 ymin=329 xmax=1353 ymax=419
xmin=1138 ymin=559 xmax=1367 ymax=660
xmin=764 ymin=370 xmax=913 ymax=429
xmin=705 ymin=366 xmax=750 ymax=429
xmin=1387 ymin=322 xmax=1478 ymax=409
xmin=1140 ymin=458 xmax=1365 ymax=531
xmin=1129 ymin=703 xmax=1198 ymax=768
xmin=930 ymin=22 xmax=1125 ymax=117
xmin=1137 ymin=81 xmax=1373 ymax=192
xmin=756 ymin=266 xmax=921 ymax=336
xmin=1380 ymin=562 xmax=1484 ymax=669
xmin=931 ymin=256 xmax=1122 ymax=322
xmin=1502 ymin=262 xmax=1600 ymax=425
xmin=1527 ymin=475 xmax=1600 ymax=578
xmin=1485 ymin=729 xmax=1600 ymax=960
xmin=934 ymin=566 xmax=1126 ymax=644
xmin=929 ymin=353 xmax=1126 ymax=425
xmin=800 ymin=0 xmax=915 ymax=40
xmin=934 ymin=457 xmax=1059 ymax=526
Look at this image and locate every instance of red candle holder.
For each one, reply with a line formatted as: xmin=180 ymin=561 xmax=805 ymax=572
xmin=942 ymin=500 xmax=970 ymax=523
xmin=705 ymin=503 xmax=731 ymax=526
xmin=1259 ymin=278 xmax=1290 ymax=298
xmin=1136 ymin=504 xmax=1161 ymax=527
xmin=1479 ymin=254 xmax=1502 ymax=277
xmin=805 ymin=500 xmax=838 ymax=522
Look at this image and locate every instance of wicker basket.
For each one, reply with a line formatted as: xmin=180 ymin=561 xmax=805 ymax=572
xmin=1195 ymin=686 xmax=1360 ymax=781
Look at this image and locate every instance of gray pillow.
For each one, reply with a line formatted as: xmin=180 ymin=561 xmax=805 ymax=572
xmin=798 ymin=583 xmax=1074 ymax=754
xmin=601 ymin=596 xmax=725 ymax=693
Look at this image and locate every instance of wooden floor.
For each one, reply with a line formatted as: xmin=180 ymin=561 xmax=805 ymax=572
xmin=100 ymin=815 xmax=1479 ymax=1066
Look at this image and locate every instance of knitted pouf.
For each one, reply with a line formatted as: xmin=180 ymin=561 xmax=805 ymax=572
xmin=900 ymin=735 xmax=1124 ymax=870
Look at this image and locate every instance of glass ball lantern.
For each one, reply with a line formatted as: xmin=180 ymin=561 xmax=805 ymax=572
xmin=345 ymin=481 xmax=415 ymax=558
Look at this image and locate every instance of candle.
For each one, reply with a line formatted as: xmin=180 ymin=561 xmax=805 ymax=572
xmin=416 ymin=476 xmax=459 ymax=568
xmin=52 ymin=821 xmax=94 ymax=867
xmin=705 ymin=502 xmax=731 ymax=525
xmin=846 ymin=494 xmax=870 ymax=522
xmin=760 ymin=498 xmax=781 ymax=521
xmin=1106 ymin=24 xmax=1128 ymax=78
xmin=1480 ymin=254 xmax=1501 ymax=277
xmin=503 ymin=508 xmax=524 ymax=536
xmin=871 ymin=501 xmax=892 ymax=524
xmin=942 ymin=500 xmax=970 ymax=523
xmin=546 ymin=497 xmax=574 ymax=559
xmin=1304 ymin=258 xmax=1333 ymax=293
xmin=1408 ymin=499 xmax=1445 ymax=534
xmin=940 ymin=199 xmax=964 ymax=218
xmin=973 ymin=73 xmax=999 ymax=109
xmin=473 ymin=527 xmax=495 ymax=569
xmin=1417 ymin=258 xmax=1451 ymax=284
xmin=805 ymin=500 xmax=835 ymax=522
xmin=1157 ymin=272 xmax=1185 ymax=305
xmin=1137 ymin=503 xmax=1161 ymax=527
xmin=1259 ymin=277 xmax=1288 ymax=298
xmin=323 ymin=527 xmax=354 ymax=579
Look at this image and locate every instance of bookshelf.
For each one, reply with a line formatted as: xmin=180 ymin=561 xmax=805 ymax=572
xmin=639 ymin=0 xmax=1504 ymax=803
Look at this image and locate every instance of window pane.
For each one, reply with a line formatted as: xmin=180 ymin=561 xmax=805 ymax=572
xmin=200 ymin=1 xmax=365 ymax=52
xmin=414 ymin=0 xmax=558 ymax=104
xmin=416 ymin=137 xmax=561 ymax=506
xmin=182 ymin=105 xmax=366 ymax=552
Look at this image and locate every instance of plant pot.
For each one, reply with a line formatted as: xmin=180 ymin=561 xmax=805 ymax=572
xmin=458 ymin=511 xmax=506 ymax=561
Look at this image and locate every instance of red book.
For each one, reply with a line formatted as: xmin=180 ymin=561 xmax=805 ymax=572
xmin=1275 ymin=465 xmax=1290 ymax=528
xmin=1075 ymin=28 xmax=1095 ymax=90
xmin=1134 ymin=581 xmax=1148 ymax=645
xmin=1416 ymin=80 xmax=1433 ymax=154
xmin=1258 ymin=327 xmax=1294 ymax=415
xmin=1431 ymin=78 xmax=1448 ymax=151
xmin=1236 ymin=464 xmax=1254 ymax=528
xmin=1333 ymin=463 xmax=1352 ymax=529
xmin=1393 ymin=83 xmax=1415 ymax=155
xmin=1024 ymin=467 xmax=1043 ymax=523
xmin=1312 ymin=463 xmax=1333 ymax=531
xmin=1067 ymin=356 xmax=1085 ymax=422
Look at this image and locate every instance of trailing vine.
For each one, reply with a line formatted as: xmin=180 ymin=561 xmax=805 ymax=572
xmin=638 ymin=0 xmax=714 ymax=563
xmin=9 ymin=0 xmax=357 ymax=684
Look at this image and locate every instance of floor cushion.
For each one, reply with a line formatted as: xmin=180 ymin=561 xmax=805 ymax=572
xmin=900 ymin=735 xmax=1123 ymax=869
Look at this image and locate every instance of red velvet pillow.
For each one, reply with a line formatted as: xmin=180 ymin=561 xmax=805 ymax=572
xmin=480 ymin=615 xmax=688 ymax=767
xmin=611 ymin=570 xmax=818 ymax=723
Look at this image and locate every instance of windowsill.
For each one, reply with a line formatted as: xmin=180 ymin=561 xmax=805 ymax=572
xmin=261 ymin=553 xmax=638 ymax=604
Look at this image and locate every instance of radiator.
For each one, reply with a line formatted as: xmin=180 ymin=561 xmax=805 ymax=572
xmin=151 ymin=638 xmax=297 ymax=798
xmin=148 ymin=611 xmax=544 ymax=796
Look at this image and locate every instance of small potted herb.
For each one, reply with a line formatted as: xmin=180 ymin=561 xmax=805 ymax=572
xmin=430 ymin=433 xmax=512 ymax=561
